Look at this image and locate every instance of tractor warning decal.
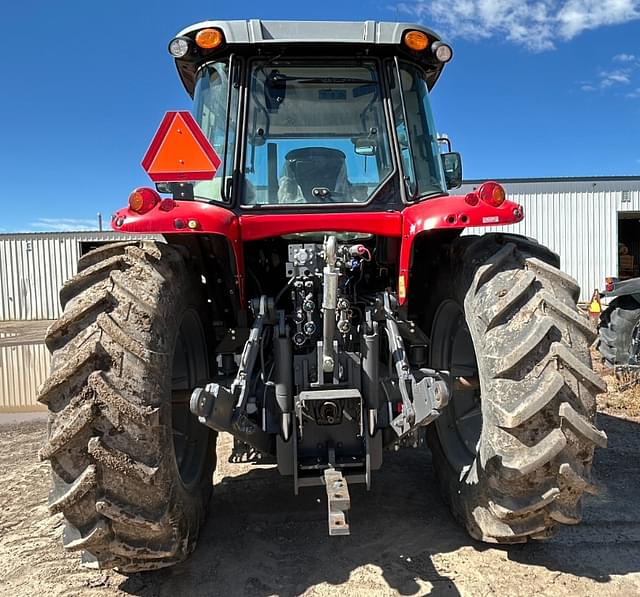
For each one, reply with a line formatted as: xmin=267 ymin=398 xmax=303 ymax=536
xmin=141 ymin=111 xmax=221 ymax=182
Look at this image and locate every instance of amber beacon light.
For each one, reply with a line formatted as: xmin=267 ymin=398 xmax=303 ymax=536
xmin=195 ymin=28 xmax=224 ymax=49
xmin=403 ymin=30 xmax=430 ymax=51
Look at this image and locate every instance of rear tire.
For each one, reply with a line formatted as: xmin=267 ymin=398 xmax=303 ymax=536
xmin=427 ymin=233 xmax=607 ymax=543
xmin=38 ymin=241 xmax=216 ymax=572
xmin=598 ymin=296 xmax=640 ymax=366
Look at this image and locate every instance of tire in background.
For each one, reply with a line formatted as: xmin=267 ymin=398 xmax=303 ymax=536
xmin=598 ymin=296 xmax=640 ymax=367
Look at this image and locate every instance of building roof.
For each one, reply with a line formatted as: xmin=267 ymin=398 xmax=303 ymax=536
xmin=463 ymin=175 xmax=640 ymax=184
xmin=461 ymin=175 xmax=640 ymax=194
xmin=0 ymin=231 xmax=159 ymax=241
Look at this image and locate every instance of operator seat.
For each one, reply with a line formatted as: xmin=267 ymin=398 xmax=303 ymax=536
xmin=278 ymin=147 xmax=351 ymax=203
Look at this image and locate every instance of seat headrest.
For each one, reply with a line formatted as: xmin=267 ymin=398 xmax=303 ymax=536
xmin=284 ymin=147 xmax=346 ymax=164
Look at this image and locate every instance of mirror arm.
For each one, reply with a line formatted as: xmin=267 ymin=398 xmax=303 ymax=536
xmin=437 ymin=136 xmax=452 ymax=152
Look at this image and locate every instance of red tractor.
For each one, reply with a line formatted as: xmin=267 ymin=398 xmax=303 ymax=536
xmin=39 ymin=20 xmax=608 ymax=572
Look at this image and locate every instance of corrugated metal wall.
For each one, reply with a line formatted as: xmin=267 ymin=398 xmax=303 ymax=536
xmin=0 ymin=232 xmax=159 ymax=411
xmin=0 ymin=339 xmax=49 ymax=412
xmin=461 ymin=179 xmax=640 ymax=303
xmin=0 ymin=232 xmax=159 ymax=321
xmin=0 ymin=236 xmax=78 ymax=320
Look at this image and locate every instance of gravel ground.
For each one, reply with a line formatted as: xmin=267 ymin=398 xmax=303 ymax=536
xmin=1 ymin=397 xmax=639 ymax=596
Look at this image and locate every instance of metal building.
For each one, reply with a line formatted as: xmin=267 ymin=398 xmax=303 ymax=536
xmin=462 ymin=176 xmax=640 ymax=303
xmin=0 ymin=231 xmax=158 ymax=412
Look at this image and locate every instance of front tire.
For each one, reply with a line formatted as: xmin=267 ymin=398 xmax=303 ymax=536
xmin=427 ymin=233 xmax=607 ymax=543
xmin=38 ymin=241 xmax=216 ymax=572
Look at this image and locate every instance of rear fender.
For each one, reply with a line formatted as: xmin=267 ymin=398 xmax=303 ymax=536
xmin=112 ymin=201 xmax=244 ymax=301
xmin=112 ymin=200 xmax=238 ymax=236
xmin=398 ymin=194 xmax=524 ymax=305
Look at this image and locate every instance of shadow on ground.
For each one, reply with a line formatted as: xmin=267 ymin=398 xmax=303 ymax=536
xmin=116 ymin=411 xmax=640 ymax=596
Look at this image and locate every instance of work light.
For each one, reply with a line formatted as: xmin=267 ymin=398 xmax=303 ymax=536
xmin=169 ymin=37 xmax=191 ymax=58
xmin=432 ymin=42 xmax=453 ymax=63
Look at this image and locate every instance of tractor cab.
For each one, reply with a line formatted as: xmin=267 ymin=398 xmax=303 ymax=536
xmin=163 ymin=20 xmax=458 ymax=210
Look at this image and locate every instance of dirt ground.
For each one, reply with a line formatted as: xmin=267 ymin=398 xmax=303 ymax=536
xmin=1 ymin=381 xmax=639 ymax=597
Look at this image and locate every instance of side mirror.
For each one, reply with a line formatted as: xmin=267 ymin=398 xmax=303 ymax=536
xmin=441 ymin=152 xmax=462 ymax=189
xmin=353 ymin=137 xmax=377 ymax=156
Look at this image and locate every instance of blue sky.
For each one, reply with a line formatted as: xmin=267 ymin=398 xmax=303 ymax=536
xmin=0 ymin=0 xmax=639 ymax=232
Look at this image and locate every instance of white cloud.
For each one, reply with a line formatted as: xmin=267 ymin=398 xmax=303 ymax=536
xmin=581 ymin=55 xmax=639 ymax=92
xmin=557 ymin=0 xmax=640 ymax=38
xmin=626 ymin=87 xmax=640 ymax=98
xmin=396 ymin=0 xmax=640 ymax=51
xmin=600 ymin=69 xmax=632 ymax=85
xmin=614 ymin=53 xmax=637 ymax=62
xmin=28 ymin=218 xmax=99 ymax=232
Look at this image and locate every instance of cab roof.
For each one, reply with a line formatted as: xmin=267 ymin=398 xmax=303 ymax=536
xmin=172 ymin=20 xmax=449 ymax=96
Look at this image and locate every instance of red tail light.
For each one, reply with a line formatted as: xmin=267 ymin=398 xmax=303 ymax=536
xmin=128 ymin=187 xmax=160 ymax=214
xmin=464 ymin=192 xmax=479 ymax=206
xmin=605 ymin=277 xmax=614 ymax=292
xmin=159 ymin=198 xmax=177 ymax=212
xmin=477 ymin=181 xmax=506 ymax=207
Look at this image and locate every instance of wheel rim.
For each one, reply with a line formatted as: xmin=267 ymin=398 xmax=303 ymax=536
xmin=171 ymin=309 xmax=211 ymax=488
xmin=431 ymin=300 xmax=482 ymax=474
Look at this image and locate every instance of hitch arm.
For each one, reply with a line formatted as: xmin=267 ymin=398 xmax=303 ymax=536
xmin=190 ymin=295 xmax=275 ymax=454
xmin=382 ymin=293 xmax=416 ymax=433
xmin=381 ymin=292 xmax=450 ymax=439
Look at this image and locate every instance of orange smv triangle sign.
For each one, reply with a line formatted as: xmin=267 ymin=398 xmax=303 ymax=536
xmin=141 ymin=111 xmax=222 ymax=182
